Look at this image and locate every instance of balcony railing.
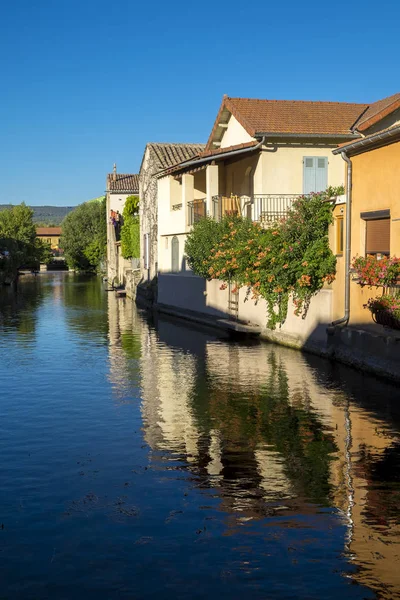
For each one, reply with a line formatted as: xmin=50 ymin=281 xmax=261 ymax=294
xmin=253 ymin=195 xmax=301 ymax=223
xmin=212 ymin=195 xmax=242 ymax=222
xmin=211 ymin=194 xmax=300 ymax=223
xmin=188 ymin=199 xmax=206 ymax=226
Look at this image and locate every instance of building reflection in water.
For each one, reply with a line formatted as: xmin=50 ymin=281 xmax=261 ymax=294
xmin=107 ymin=294 xmax=400 ymax=598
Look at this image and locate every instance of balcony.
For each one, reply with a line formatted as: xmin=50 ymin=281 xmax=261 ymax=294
xmin=212 ymin=195 xmax=242 ymax=222
xmin=188 ymin=199 xmax=206 ymax=226
xmin=253 ymin=195 xmax=300 ymax=223
xmin=212 ymin=194 xmax=301 ymax=223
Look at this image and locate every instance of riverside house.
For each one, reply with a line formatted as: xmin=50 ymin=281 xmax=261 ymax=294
xmin=106 ymin=165 xmax=139 ymax=285
xmin=155 ymin=94 xmax=371 ymax=350
xmin=36 ymin=227 xmax=62 ymax=252
xmin=138 ymin=142 xmax=205 ymax=284
xmin=331 ymin=92 xmax=400 ymax=327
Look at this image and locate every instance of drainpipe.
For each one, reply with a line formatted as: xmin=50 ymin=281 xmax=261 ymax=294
xmin=332 ymin=151 xmax=352 ymax=326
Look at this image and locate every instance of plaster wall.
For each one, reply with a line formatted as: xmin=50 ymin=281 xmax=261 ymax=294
xmin=220 ymin=115 xmax=254 ymax=148
xmin=334 ymin=140 xmax=400 ymax=325
xmin=261 ymin=145 xmax=345 ymax=194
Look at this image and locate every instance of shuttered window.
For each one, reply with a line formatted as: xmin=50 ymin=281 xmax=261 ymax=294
xmin=365 ymin=218 xmax=390 ymax=255
xmin=303 ymin=156 xmax=328 ymax=194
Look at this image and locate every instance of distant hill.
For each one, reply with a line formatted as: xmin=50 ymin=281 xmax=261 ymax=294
xmin=0 ymin=205 xmax=75 ymax=226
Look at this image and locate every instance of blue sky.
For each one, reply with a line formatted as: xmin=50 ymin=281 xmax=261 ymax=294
xmin=1 ymin=0 xmax=399 ymax=206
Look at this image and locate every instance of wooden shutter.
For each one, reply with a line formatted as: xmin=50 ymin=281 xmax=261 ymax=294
xmin=303 ymin=157 xmax=315 ymax=194
xmin=315 ymin=157 xmax=328 ymax=192
xmin=365 ymin=218 xmax=390 ymax=254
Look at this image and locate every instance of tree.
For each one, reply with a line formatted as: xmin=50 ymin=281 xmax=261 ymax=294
xmin=120 ymin=195 xmax=140 ymax=259
xmin=61 ymin=198 xmax=106 ymax=271
xmin=0 ymin=203 xmax=50 ymax=279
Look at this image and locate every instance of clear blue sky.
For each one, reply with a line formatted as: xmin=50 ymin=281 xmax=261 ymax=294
xmin=1 ymin=0 xmax=398 ymax=206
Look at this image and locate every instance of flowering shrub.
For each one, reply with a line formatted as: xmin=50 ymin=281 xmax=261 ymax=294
xmin=185 ymin=189 xmax=340 ymax=329
xmin=352 ymin=255 xmax=400 ymax=287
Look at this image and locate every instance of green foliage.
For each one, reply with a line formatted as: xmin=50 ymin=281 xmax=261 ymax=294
xmin=120 ymin=197 xmax=140 ymax=260
xmin=61 ymin=197 xmax=106 ymax=271
xmin=0 ymin=203 xmax=50 ymax=277
xmin=185 ymin=189 xmax=339 ymax=329
xmin=184 ymin=217 xmax=226 ymax=279
xmin=120 ymin=216 xmax=140 ymax=259
xmin=124 ymin=195 xmax=139 ymax=217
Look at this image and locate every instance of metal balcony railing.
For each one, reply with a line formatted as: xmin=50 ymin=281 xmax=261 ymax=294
xmin=253 ymin=195 xmax=301 ymax=223
xmin=212 ymin=195 xmax=242 ymax=222
xmin=187 ymin=199 xmax=206 ymax=226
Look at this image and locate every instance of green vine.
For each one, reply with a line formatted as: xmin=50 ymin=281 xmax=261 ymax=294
xmin=185 ymin=187 xmax=342 ymax=329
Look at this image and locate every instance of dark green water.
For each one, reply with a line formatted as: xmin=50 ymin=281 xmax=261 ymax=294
xmin=1 ymin=273 xmax=400 ymax=599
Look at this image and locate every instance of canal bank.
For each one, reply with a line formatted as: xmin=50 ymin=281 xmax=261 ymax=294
xmin=127 ymin=274 xmax=400 ymax=384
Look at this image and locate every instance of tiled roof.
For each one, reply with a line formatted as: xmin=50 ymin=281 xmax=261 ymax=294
xmin=354 ymin=92 xmax=400 ymax=131
xmin=148 ymin=142 xmax=205 ymax=170
xmin=107 ymin=173 xmax=139 ymax=193
xmin=200 ymin=140 xmax=258 ymax=158
xmin=206 ymin=96 xmax=368 ymax=150
xmin=36 ymin=227 xmax=62 ymax=236
xmin=157 ymin=142 xmax=259 ymax=178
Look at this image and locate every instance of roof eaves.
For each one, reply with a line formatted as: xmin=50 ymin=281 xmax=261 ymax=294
xmin=255 ymin=131 xmax=362 ymax=139
xmin=357 ymin=99 xmax=400 ymax=132
xmin=332 ymin=124 xmax=400 ymax=155
xmin=205 ymin=96 xmax=256 ymax=152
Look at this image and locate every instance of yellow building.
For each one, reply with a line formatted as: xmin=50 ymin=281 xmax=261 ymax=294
xmin=331 ymin=93 xmax=400 ymax=326
xmin=36 ymin=227 xmax=62 ymax=250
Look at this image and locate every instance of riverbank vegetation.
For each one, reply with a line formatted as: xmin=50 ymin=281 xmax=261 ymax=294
xmin=120 ymin=195 xmax=140 ymax=260
xmin=61 ymin=198 xmax=106 ymax=272
xmin=185 ymin=188 xmax=342 ymax=328
xmin=0 ymin=203 xmax=52 ymax=284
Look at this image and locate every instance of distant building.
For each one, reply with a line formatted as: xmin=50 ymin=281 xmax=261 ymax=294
xmin=36 ymin=227 xmax=62 ymax=250
xmin=106 ymin=164 xmax=139 ymax=284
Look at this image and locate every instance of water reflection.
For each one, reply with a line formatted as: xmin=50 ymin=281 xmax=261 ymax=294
xmin=1 ymin=277 xmax=399 ymax=599
xmin=109 ymin=294 xmax=400 ymax=598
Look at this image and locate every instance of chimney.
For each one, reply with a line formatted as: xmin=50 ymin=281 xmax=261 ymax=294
xmin=113 ymin=163 xmax=117 ymax=182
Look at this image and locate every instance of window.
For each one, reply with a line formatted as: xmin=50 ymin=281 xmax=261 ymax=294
xmin=365 ymin=219 xmax=390 ymax=257
xmin=171 ymin=236 xmax=179 ymax=272
xmin=336 ymin=216 xmax=344 ymax=255
xmin=303 ymin=156 xmax=328 ymax=194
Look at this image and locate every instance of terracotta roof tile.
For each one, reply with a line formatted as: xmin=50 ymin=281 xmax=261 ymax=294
xmin=206 ymin=96 xmax=369 ymax=150
xmin=36 ymin=227 xmax=62 ymax=236
xmin=354 ymin=93 xmax=400 ymax=131
xmin=107 ymin=173 xmax=139 ymax=193
xmin=147 ymin=142 xmax=205 ymax=170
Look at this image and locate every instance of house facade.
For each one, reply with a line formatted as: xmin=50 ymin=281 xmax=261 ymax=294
xmin=139 ymin=142 xmax=204 ymax=284
xmin=156 ymin=95 xmax=373 ymax=349
xmin=331 ymin=93 xmax=400 ymax=326
xmin=106 ymin=165 xmax=139 ymax=285
xmin=36 ymin=227 xmax=62 ymax=251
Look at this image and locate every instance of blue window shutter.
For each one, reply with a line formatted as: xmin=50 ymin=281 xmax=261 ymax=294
xmin=303 ymin=157 xmax=315 ymax=194
xmin=315 ymin=157 xmax=328 ymax=192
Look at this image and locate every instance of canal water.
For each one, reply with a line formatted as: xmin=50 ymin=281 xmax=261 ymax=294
xmin=1 ymin=273 xmax=400 ymax=599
